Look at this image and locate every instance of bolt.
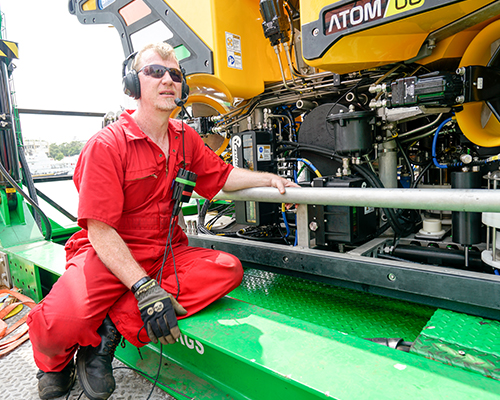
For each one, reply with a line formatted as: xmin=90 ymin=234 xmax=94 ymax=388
xmin=388 ymin=273 xmax=397 ymax=281
xmin=458 ymin=350 xmax=466 ymax=356
xmin=312 ymin=28 xmax=319 ymax=37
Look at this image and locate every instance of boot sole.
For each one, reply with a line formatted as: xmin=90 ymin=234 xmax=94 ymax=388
xmin=76 ymin=346 xmax=114 ymax=400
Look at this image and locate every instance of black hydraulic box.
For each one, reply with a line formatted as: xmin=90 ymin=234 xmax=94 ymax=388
xmin=231 ymin=130 xmax=277 ymax=226
xmin=309 ymin=175 xmax=377 ymax=245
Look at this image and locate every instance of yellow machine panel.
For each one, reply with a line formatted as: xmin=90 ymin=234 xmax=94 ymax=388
xmin=166 ymin=0 xmax=289 ymax=101
xmin=455 ymin=18 xmax=500 ymax=146
xmin=300 ymin=0 xmax=499 ymax=74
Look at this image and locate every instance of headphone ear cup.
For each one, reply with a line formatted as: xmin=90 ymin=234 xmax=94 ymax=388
xmin=123 ymin=70 xmax=141 ymax=99
xmin=178 ymin=67 xmax=189 ymax=102
xmin=181 ymin=79 xmax=190 ymax=101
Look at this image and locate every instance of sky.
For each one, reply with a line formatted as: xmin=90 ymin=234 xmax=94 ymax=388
xmin=0 ymin=0 xmax=135 ymax=144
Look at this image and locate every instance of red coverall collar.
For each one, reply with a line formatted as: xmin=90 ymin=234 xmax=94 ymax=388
xmin=117 ymin=110 xmax=184 ymax=163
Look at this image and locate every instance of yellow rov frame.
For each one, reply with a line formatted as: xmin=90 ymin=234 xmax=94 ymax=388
xmin=75 ymin=0 xmax=500 ymax=146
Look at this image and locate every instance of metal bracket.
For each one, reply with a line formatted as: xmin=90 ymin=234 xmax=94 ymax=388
xmin=0 ymin=251 xmax=11 ymax=288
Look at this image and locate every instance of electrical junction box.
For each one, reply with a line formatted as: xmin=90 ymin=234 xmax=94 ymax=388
xmin=231 ymin=130 xmax=277 ymax=226
xmin=309 ymin=175 xmax=377 ymax=245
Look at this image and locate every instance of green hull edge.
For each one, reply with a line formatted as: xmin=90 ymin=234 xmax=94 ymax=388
xmin=118 ymin=296 xmax=500 ymax=400
xmin=4 ymin=234 xmax=500 ymax=398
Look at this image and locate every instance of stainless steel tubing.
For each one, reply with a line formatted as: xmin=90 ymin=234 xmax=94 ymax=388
xmin=206 ymin=187 xmax=500 ymax=213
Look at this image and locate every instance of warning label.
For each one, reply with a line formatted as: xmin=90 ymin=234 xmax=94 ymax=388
xmin=226 ymin=32 xmax=242 ymax=70
xmin=257 ymin=145 xmax=271 ymax=161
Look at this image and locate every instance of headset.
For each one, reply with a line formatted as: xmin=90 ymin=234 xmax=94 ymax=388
xmin=122 ymin=51 xmax=190 ymax=104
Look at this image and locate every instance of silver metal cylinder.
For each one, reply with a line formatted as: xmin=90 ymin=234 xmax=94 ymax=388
xmin=379 ymin=140 xmax=398 ymax=188
xmin=296 ymin=99 xmax=316 ymax=110
xmin=253 ymin=108 xmax=264 ymax=129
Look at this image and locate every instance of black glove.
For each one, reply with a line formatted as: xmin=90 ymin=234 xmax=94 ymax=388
xmin=134 ymin=279 xmax=187 ymax=344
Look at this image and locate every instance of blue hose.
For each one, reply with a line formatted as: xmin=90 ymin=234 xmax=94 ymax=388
xmin=282 ymin=210 xmax=291 ymax=238
xmin=297 ymin=158 xmax=322 ymax=177
xmin=432 ymin=117 xmax=453 ymax=169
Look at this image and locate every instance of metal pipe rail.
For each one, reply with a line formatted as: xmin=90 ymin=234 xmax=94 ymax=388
xmin=210 ymin=187 xmax=500 ymax=213
xmin=191 ymin=186 xmax=500 ymax=321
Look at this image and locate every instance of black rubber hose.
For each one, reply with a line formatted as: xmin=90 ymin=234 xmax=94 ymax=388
xmin=396 ymin=140 xmax=415 ymax=187
xmin=18 ymin=144 xmax=42 ymax=230
xmin=411 ymin=160 xmax=433 ymax=188
xmin=197 ymin=199 xmax=214 ymax=235
xmin=278 ymin=141 xmax=413 ymax=236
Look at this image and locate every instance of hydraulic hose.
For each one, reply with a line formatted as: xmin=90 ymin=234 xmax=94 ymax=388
xmin=285 ymin=157 xmax=322 ymax=178
xmin=278 ymin=141 xmax=414 ymax=236
xmin=197 ymin=199 xmax=214 ymax=235
xmin=411 ymin=160 xmax=433 ymax=188
xmin=18 ymin=144 xmax=42 ymax=230
xmin=432 ymin=117 xmax=453 ymax=169
xmin=396 ymin=140 xmax=414 ymax=187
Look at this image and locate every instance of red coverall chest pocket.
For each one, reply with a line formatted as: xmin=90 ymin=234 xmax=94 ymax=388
xmin=123 ymin=167 xmax=161 ymax=212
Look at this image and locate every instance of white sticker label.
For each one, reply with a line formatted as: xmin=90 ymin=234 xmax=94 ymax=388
xmin=226 ymin=32 xmax=242 ymax=70
xmin=257 ymin=144 xmax=271 ymax=161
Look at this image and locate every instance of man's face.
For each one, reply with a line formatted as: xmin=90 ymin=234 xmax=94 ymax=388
xmin=137 ymin=49 xmax=181 ymax=113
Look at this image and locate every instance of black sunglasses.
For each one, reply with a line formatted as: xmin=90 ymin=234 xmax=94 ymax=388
xmin=138 ymin=64 xmax=183 ymax=83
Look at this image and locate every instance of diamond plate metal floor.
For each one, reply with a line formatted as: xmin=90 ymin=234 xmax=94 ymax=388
xmin=231 ymin=268 xmax=436 ymax=341
xmin=0 ymin=307 xmax=176 ymax=400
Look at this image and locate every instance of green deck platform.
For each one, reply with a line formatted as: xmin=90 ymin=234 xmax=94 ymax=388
xmin=4 ymin=240 xmax=500 ymax=399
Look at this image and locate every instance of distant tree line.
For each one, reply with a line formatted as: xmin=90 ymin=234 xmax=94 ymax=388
xmin=48 ymin=141 xmax=85 ymax=161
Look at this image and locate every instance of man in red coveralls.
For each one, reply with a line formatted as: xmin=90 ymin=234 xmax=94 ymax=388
xmin=27 ymin=42 xmax=297 ymax=400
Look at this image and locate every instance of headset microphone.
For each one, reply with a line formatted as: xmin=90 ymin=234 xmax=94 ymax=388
xmin=174 ymin=98 xmax=186 ymax=107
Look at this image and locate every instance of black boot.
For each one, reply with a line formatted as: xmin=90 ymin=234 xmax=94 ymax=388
xmin=76 ymin=315 xmax=122 ymax=400
xmin=36 ymin=358 xmax=76 ymax=399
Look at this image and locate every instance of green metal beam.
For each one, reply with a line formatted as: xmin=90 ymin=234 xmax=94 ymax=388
xmin=118 ymin=297 xmax=500 ymax=400
xmin=0 ymin=201 xmax=43 ymax=248
xmin=5 ymin=237 xmax=500 ymax=399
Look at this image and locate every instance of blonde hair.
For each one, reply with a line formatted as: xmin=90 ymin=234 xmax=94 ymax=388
xmin=133 ymin=42 xmax=177 ymax=71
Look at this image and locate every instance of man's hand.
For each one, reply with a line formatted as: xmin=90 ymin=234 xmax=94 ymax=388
xmin=269 ymin=174 xmax=301 ymax=194
xmin=134 ymin=279 xmax=187 ymax=344
xmin=223 ymin=168 xmax=301 ymax=193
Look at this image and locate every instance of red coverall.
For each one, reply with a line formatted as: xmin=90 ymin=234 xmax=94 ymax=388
xmin=27 ymin=111 xmax=243 ymax=372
